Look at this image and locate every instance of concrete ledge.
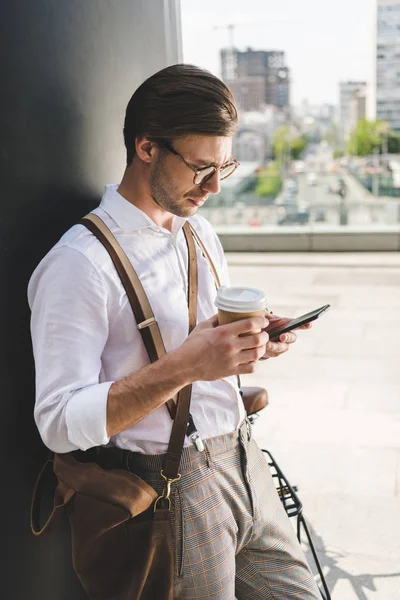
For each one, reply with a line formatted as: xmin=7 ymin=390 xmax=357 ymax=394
xmin=215 ymin=226 xmax=400 ymax=252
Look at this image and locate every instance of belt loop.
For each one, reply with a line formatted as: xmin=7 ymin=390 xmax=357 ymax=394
xmin=125 ymin=451 xmax=133 ymax=473
xmin=246 ymin=417 xmax=252 ymax=441
xmin=239 ymin=420 xmax=247 ymax=443
xmin=204 ymin=445 xmax=211 ymax=469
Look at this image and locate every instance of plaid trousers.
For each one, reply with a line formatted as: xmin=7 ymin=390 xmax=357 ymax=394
xmin=128 ymin=420 xmax=321 ymax=600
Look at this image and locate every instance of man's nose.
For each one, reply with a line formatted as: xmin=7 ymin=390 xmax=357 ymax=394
xmin=201 ymin=170 xmax=221 ymax=195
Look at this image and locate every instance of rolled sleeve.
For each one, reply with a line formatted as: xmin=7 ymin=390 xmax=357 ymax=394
xmin=65 ymin=381 xmax=112 ymax=450
xmin=29 ymin=244 xmax=113 ymax=453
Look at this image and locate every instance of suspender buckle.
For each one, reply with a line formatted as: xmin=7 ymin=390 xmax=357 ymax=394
xmin=154 ymin=470 xmax=181 ymax=512
xmin=137 ymin=317 xmax=157 ymax=330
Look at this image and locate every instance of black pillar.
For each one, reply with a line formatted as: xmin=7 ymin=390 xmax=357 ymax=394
xmin=1 ymin=2 xmax=179 ymax=597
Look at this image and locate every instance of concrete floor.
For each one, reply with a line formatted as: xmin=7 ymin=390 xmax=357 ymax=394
xmin=227 ymin=252 xmax=400 ymax=600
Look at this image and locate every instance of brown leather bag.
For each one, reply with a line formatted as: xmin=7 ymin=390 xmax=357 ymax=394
xmin=31 ymin=215 xmax=201 ymax=600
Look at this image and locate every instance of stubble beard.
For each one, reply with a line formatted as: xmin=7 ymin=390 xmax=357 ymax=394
xmin=150 ymin=155 xmax=197 ymax=218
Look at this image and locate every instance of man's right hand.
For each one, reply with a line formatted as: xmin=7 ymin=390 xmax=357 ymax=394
xmin=176 ymin=314 xmax=270 ymax=382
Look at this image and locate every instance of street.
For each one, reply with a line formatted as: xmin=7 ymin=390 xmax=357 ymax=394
xmin=200 ymin=170 xmax=392 ymax=228
xmin=200 ymin=140 xmax=400 ymax=228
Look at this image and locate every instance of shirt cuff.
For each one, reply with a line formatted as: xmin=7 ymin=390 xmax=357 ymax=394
xmin=65 ymin=381 xmax=113 ymax=450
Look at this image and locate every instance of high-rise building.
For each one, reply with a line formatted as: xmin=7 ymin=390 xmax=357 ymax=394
xmin=221 ymin=47 xmax=290 ymax=111
xmin=349 ymin=87 xmax=367 ymax=133
xmin=376 ymin=0 xmax=400 ymax=133
xmin=339 ymin=81 xmax=367 ymax=143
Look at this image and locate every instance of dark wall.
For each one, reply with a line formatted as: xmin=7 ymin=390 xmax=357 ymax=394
xmin=1 ymin=2 xmax=179 ymax=597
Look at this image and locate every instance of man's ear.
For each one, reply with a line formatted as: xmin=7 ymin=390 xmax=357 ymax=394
xmin=135 ymin=136 xmax=157 ymax=164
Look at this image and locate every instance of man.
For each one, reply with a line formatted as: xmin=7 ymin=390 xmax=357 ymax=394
xmin=28 ymin=64 xmax=320 ymax=599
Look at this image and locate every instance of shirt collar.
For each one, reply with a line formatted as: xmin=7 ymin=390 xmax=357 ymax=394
xmin=99 ymin=184 xmax=187 ymax=234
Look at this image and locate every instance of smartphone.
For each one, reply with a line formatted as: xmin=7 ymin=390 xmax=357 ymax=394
xmin=266 ymin=304 xmax=331 ymax=341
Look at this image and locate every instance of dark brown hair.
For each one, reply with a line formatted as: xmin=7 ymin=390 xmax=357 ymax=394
xmin=123 ymin=64 xmax=238 ymax=165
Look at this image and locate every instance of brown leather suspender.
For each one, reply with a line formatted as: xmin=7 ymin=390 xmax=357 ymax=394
xmin=188 ymin=222 xmax=222 ymax=288
xmin=79 ymin=214 xmax=220 ymax=477
xmin=30 ymin=215 xmax=222 ymax=538
xmin=80 ymin=214 xmax=178 ymax=419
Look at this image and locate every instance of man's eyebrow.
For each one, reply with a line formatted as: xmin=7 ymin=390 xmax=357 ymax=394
xmin=191 ymin=156 xmax=233 ymax=169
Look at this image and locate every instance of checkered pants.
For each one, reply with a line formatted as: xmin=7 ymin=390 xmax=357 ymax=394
xmin=128 ymin=421 xmax=321 ymax=600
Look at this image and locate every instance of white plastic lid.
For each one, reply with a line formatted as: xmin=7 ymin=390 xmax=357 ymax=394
xmin=215 ymin=286 xmax=268 ymax=313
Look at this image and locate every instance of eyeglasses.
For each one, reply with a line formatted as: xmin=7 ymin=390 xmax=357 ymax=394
xmin=158 ymin=141 xmax=239 ymax=187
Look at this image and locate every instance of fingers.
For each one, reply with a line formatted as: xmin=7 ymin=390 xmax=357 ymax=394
xmin=236 ymin=334 xmax=292 ymax=373
xmin=267 ymin=315 xmax=313 ymax=333
xmin=296 ymin=322 xmax=312 ymax=330
xmin=279 ymin=331 xmax=297 ymax=344
xmin=238 ymin=361 xmax=259 ymax=375
xmin=263 ymin=340 xmax=290 ymax=358
xmin=221 ymin=315 xmax=269 ymax=336
xmin=239 ymin=330 xmax=269 ymax=350
xmin=239 ymin=345 xmax=268 ymax=364
xmin=206 ymin=314 xmax=219 ymax=327
xmin=195 ymin=314 xmax=219 ymax=332
xmin=266 ymin=316 xmax=290 ymax=330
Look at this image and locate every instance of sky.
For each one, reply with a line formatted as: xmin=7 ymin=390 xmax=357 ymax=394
xmin=181 ymin=0 xmax=376 ymax=108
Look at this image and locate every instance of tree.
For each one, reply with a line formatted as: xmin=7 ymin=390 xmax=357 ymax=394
xmin=333 ymin=149 xmax=345 ymax=159
xmin=255 ymin=162 xmax=282 ymax=198
xmin=273 ymin=126 xmax=291 ymax=165
xmin=347 ymin=119 xmax=398 ymax=156
xmin=273 ymin=126 xmax=307 ymax=163
xmin=291 ymin=136 xmax=307 ymax=159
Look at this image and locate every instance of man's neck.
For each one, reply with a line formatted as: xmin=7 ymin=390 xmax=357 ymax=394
xmin=117 ymin=166 xmax=174 ymax=231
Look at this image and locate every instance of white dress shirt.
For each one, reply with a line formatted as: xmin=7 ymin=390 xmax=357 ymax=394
xmin=28 ymin=184 xmax=245 ymax=454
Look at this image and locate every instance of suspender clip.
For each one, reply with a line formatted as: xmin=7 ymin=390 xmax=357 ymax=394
xmin=190 ymin=433 xmax=205 ymax=452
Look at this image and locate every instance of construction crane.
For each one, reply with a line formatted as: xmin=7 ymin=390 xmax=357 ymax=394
xmin=213 ymin=22 xmax=256 ymax=49
xmin=212 ymin=23 xmax=236 ymax=48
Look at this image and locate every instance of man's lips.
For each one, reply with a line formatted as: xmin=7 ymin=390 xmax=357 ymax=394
xmin=187 ymin=196 xmax=208 ymax=207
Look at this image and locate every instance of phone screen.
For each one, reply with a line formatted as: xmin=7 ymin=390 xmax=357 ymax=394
xmin=266 ymin=304 xmax=331 ymax=341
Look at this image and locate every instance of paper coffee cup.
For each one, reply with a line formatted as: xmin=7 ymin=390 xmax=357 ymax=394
xmin=215 ymin=286 xmax=268 ymax=333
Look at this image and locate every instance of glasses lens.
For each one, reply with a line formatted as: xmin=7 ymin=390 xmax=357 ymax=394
xmin=220 ymin=163 xmax=238 ymax=180
xmin=194 ymin=166 xmax=215 ymax=186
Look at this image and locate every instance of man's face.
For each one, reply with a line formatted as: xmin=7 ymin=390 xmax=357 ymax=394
xmin=149 ymin=135 xmax=233 ymax=218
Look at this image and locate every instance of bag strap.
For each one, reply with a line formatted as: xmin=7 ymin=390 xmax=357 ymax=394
xmin=31 ymin=458 xmax=75 ymax=535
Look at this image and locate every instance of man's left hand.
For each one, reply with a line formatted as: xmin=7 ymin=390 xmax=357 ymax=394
xmin=261 ymin=313 xmax=311 ymax=360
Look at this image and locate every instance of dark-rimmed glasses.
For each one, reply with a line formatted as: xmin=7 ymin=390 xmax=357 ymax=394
xmin=158 ymin=141 xmax=239 ymax=187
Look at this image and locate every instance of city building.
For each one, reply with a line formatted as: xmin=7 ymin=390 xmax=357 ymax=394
xmin=228 ymin=76 xmax=266 ymax=112
xmin=349 ymin=87 xmax=367 ymax=132
xmin=376 ymin=0 xmax=400 ymax=133
xmin=232 ymin=106 xmax=287 ymax=163
xmin=221 ymin=47 xmax=290 ymax=111
xmin=294 ymin=101 xmax=337 ymax=141
xmin=339 ymin=81 xmax=367 ymax=144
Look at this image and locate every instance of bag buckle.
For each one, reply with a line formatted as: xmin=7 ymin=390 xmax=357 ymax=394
xmin=153 ymin=470 xmax=181 ymax=512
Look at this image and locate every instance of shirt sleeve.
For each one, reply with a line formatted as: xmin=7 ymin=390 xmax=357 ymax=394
xmin=28 ymin=245 xmax=112 ymax=453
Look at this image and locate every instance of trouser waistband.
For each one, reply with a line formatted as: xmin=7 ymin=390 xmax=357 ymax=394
xmin=128 ymin=419 xmax=252 ymax=473
xmin=72 ymin=419 xmax=252 ymax=474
